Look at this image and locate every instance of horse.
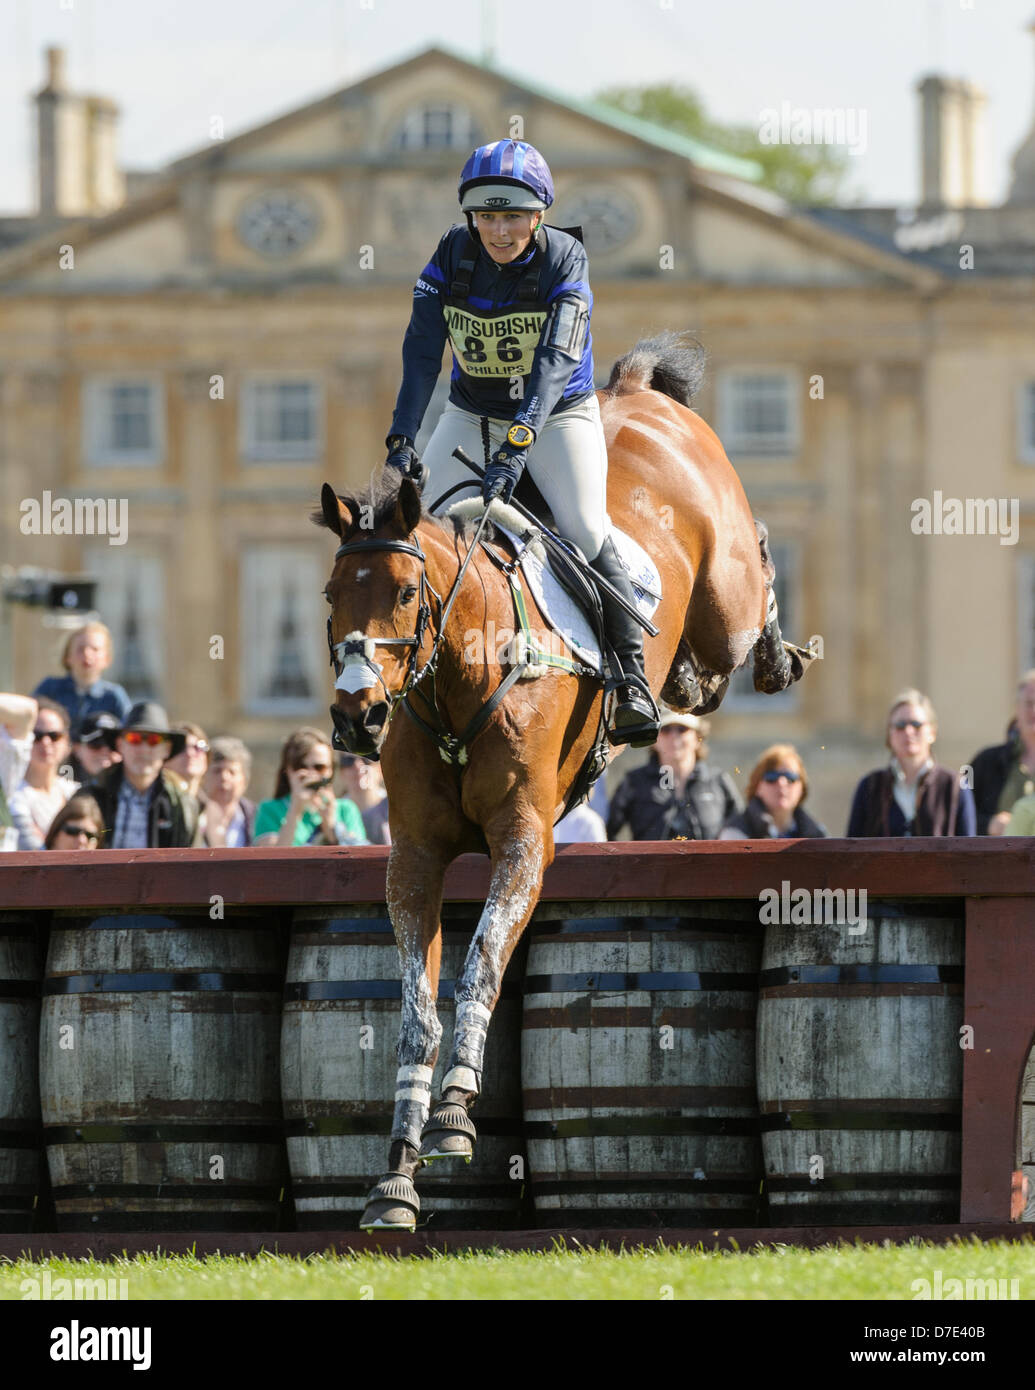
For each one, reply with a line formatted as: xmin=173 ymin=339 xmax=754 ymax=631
xmin=313 ymin=333 xmax=812 ymax=1230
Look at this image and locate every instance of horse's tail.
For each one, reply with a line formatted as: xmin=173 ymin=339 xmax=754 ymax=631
xmin=604 ymin=330 xmax=706 ymax=407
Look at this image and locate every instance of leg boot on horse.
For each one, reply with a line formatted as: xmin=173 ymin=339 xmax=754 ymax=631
xmin=589 ymin=533 xmax=661 ymax=748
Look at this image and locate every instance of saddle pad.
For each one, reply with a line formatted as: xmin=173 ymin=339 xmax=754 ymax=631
xmin=492 ymin=521 xmax=662 ymax=673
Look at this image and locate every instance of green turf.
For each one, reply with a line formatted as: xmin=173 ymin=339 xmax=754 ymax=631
xmin=1 ymin=1238 xmax=1034 ymax=1300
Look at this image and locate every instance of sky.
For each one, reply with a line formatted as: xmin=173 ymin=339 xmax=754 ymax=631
xmin=1 ymin=0 xmax=1034 ymax=215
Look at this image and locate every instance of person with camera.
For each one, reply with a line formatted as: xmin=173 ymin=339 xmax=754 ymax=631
xmin=253 ymin=727 xmax=367 ymax=847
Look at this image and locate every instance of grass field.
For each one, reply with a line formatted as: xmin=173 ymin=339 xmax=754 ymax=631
xmin=2 ymin=1238 xmax=1034 ymax=1300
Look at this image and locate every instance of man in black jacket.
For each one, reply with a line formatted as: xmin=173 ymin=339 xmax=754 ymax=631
xmin=86 ymin=702 xmax=199 ymax=848
xmin=606 ymin=712 xmax=743 ymax=841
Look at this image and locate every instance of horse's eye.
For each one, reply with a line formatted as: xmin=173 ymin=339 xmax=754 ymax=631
xmin=400 ymin=586 xmax=417 ymax=605
xmin=323 ymin=592 xmax=332 ymax=605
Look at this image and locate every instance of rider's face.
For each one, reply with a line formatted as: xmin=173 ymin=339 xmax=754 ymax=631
xmin=474 ymin=210 xmax=541 ymax=264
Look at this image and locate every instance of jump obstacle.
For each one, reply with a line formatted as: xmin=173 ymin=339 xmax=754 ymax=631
xmin=1 ymin=839 xmax=1033 ymax=1256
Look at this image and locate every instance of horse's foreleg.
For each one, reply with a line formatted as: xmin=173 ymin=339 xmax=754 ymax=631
xmin=419 ymin=815 xmax=548 ymax=1163
xmin=360 ymin=837 xmax=445 ymax=1231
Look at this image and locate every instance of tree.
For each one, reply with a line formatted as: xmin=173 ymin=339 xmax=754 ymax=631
xmin=595 ymin=84 xmax=851 ymax=205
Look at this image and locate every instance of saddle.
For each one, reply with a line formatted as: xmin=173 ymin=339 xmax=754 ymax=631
xmin=443 ymin=482 xmax=663 ymax=823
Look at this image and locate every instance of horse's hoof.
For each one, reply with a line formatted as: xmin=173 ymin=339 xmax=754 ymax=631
xmin=418 ymin=1101 xmax=476 ymax=1165
xmin=358 ymin=1171 xmax=419 ymax=1232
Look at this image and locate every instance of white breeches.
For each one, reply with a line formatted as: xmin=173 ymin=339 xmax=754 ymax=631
xmin=419 ymin=393 xmax=611 ymax=562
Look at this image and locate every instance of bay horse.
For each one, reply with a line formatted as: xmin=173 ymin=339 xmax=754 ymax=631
xmin=314 ymin=333 xmax=811 ymax=1230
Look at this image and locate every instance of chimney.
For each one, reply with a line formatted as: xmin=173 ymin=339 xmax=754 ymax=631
xmin=1007 ymin=16 xmax=1035 ymax=205
xmin=34 ymin=45 xmax=125 ymax=217
xmin=917 ymin=75 xmax=987 ymax=209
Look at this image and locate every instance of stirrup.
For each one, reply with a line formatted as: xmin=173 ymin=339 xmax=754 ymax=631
xmin=608 ymin=676 xmax=660 ymax=749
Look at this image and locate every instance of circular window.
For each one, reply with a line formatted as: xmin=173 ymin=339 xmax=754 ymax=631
xmin=236 ymin=190 xmax=320 ymax=258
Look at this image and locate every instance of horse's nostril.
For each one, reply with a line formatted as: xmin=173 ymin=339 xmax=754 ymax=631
xmin=363 ymin=702 xmax=390 ymax=732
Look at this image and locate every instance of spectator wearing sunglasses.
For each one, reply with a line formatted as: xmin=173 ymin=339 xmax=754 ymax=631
xmin=7 ymin=698 xmax=80 ymax=850
xmin=164 ymin=722 xmax=210 ymax=800
xmin=338 ymin=753 xmax=391 ymax=845
xmin=44 ymin=793 xmax=106 ymax=850
xmin=720 ymin=744 xmax=827 ymax=840
xmin=253 ymin=728 xmax=367 ymax=848
xmin=67 ymin=711 xmax=122 ymax=785
xmin=84 ymin=702 xmax=201 ymax=848
xmin=846 ymin=689 xmax=975 ymax=837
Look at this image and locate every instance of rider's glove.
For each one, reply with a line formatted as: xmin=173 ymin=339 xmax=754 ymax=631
xmin=385 ymin=434 xmax=421 ymax=479
xmin=482 ymin=423 xmax=535 ymax=505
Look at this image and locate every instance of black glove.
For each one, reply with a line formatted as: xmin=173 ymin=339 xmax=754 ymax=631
xmin=385 ymin=435 xmax=420 ymax=478
xmin=482 ymin=445 xmax=525 ymax=504
xmin=482 ymin=422 xmax=536 ymax=504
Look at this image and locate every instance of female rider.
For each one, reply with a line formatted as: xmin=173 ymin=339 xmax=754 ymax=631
xmin=383 ymin=138 xmax=659 ymax=748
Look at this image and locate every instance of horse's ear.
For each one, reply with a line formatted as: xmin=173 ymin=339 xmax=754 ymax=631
xmin=394 ymin=478 xmax=423 ymax=536
xmin=315 ymin=483 xmax=358 ymax=538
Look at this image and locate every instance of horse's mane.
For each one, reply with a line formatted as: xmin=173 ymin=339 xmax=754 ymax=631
xmin=310 ymin=468 xmax=496 ymax=545
xmin=604 ymin=330 xmax=706 ymax=407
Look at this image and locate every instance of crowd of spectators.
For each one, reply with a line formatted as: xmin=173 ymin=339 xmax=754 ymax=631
xmin=1 ymin=619 xmax=1033 ymax=852
xmin=0 ymin=621 xmax=387 ymax=852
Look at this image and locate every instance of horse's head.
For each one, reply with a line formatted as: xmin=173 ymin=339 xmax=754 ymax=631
xmin=314 ymin=474 xmax=433 ymax=759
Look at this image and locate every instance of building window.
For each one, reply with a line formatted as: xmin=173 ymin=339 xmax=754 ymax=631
xmin=717 ymin=369 xmax=800 ymax=458
xmin=240 ymin=377 xmax=322 ymax=462
xmin=240 ymin=547 xmax=324 ymax=716
xmin=1019 ymin=554 xmax=1035 ymax=673
xmin=1017 ymin=383 xmax=1035 ymax=465
xmin=84 ymin=547 xmax=165 ymax=702
xmin=724 ymin=540 xmax=800 ymax=710
xmin=83 ymin=378 xmax=163 ymax=467
xmin=392 ymin=104 xmax=477 ymax=151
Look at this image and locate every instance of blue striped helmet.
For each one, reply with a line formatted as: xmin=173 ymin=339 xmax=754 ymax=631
xmin=458 ymin=141 xmax=554 ymax=212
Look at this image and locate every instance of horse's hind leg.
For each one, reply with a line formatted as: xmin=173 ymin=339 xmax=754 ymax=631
xmin=419 ymin=807 xmax=548 ymax=1166
xmin=359 ymin=836 xmax=446 ymax=1232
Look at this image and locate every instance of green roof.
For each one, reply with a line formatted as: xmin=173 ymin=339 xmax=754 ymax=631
xmin=432 ymin=43 xmax=764 ymax=183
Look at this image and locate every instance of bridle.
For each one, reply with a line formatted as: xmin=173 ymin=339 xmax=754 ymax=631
xmin=326 ymin=504 xmax=496 ymax=758
xmin=326 ymin=536 xmax=440 ymax=711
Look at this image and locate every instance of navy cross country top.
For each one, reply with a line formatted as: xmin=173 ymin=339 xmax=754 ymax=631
xmin=389 ymin=223 xmax=596 ymax=442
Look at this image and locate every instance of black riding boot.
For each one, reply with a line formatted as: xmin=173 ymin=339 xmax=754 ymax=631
xmin=589 ymin=534 xmax=660 ymax=748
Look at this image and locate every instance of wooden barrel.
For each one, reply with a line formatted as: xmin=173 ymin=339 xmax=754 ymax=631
xmin=757 ymin=899 xmax=963 ymax=1225
xmin=40 ymin=911 xmax=287 ymax=1231
xmin=0 ymin=914 xmax=44 ymax=1232
xmin=282 ymin=907 xmax=526 ymax=1229
xmin=522 ymin=904 xmax=764 ymax=1227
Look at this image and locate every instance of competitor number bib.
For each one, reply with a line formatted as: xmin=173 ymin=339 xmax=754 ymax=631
xmin=443 ymin=305 xmax=547 ymax=379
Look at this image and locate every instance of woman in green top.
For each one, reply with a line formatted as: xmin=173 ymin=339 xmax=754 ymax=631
xmin=253 ymin=727 xmax=367 ymax=847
